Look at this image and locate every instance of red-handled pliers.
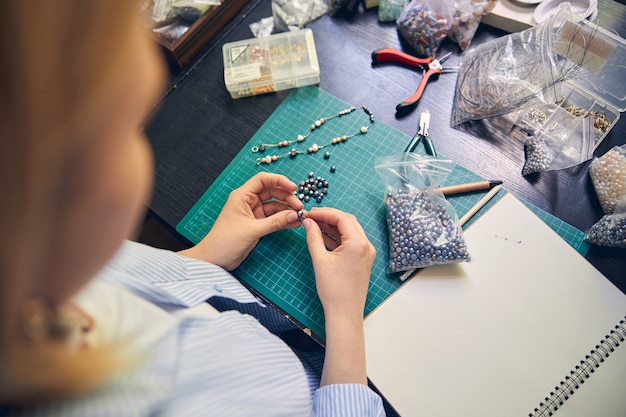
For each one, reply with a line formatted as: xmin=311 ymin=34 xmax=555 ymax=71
xmin=371 ymin=48 xmax=454 ymax=115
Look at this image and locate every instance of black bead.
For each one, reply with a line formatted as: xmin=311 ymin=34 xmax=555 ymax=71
xmin=259 ymin=144 xmax=266 ymax=152
xmin=330 ymin=165 xmax=336 ymax=173
xmin=324 ymin=151 xmax=330 ymax=159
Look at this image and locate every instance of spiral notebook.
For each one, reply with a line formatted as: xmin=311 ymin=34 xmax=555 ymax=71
xmin=364 ymin=193 xmax=626 ymax=417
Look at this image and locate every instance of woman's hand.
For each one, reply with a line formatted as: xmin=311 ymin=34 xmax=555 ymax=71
xmin=180 ymin=172 xmax=304 ymax=270
xmin=304 ymin=207 xmax=375 ymax=318
xmin=303 ymin=207 xmax=376 ymax=386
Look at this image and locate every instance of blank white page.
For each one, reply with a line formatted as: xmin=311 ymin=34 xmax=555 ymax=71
xmin=365 ymin=193 xmax=626 ymax=417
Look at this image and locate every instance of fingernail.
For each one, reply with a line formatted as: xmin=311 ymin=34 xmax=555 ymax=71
xmin=286 ymin=211 xmax=299 ymax=224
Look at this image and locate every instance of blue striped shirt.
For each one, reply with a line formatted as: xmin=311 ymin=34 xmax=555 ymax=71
xmin=9 ymin=241 xmax=385 ymax=416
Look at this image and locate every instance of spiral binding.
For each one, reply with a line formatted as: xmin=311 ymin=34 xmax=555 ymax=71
xmin=529 ymin=316 xmax=626 ymax=417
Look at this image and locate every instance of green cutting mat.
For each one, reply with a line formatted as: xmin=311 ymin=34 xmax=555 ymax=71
xmin=177 ymin=86 xmax=589 ymax=339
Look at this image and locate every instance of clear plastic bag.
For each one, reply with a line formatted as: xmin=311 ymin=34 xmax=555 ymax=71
xmin=396 ymin=0 xmax=453 ymax=57
xmin=451 ymin=7 xmax=590 ymax=126
xmin=271 ymin=0 xmax=327 ymax=33
xmin=521 ymin=103 xmax=595 ymax=175
xmin=448 ymin=0 xmax=498 ymax=50
xmin=584 ymin=195 xmax=626 ymax=248
xmin=378 ymin=0 xmax=409 ymax=23
xmin=375 ymin=153 xmax=471 ymax=273
xmin=589 ymin=144 xmax=626 ymax=214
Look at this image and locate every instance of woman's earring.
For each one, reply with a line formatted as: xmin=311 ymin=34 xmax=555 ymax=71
xmin=19 ymin=298 xmax=53 ymax=342
xmin=19 ymin=299 xmax=93 ymax=345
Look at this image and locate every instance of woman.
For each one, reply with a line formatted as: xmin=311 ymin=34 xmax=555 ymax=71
xmin=0 ymin=1 xmax=385 ymax=415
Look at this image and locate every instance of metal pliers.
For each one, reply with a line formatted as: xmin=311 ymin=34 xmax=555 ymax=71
xmin=371 ymin=48 xmax=454 ymax=115
xmin=404 ymin=109 xmax=437 ymax=156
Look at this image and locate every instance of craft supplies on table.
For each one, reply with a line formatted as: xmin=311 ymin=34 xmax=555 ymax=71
xmin=453 ymin=13 xmax=626 ymax=175
xmin=176 ymin=86 xmax=589 ymax=339
xmin=364 ymin=193 xmax=626 ymax=417
xmin=222 ymin=29 xmax=320 ymax=99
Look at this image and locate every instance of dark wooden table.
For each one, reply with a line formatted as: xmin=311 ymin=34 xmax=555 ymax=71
xmin=145 ymin=0 xmax=626 ymax=293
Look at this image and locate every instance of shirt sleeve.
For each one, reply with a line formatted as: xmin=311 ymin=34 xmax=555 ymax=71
xmin=97 ymin=240 xmax=259 ymax=307
xmin=311 ymin=384 xmax=386 ymax=417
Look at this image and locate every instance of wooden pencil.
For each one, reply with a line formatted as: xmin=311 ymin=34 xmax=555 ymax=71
xmin=439 ymin=180 xmax=502 ymax=196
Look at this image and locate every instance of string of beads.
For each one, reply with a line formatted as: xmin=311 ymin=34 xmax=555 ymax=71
xmin=253 ymin=106 xmax=375 ymax=165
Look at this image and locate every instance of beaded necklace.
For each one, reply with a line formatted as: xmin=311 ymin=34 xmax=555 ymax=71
xmin=252 ymin=106 xmax=375 ymax=165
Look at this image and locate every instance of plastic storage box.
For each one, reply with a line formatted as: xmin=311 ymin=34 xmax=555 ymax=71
xmin=222 ymin=29 xmax=320 ymax=99
xmin=515 ymin=18 xmax=626 ymax=151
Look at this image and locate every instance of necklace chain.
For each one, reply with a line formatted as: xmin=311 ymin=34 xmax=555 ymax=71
xmin=252 ymin=106 xmax=375 ymax=165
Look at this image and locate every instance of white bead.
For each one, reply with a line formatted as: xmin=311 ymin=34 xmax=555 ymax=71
xmin=360 ymin=126 xmax=368 ymax=134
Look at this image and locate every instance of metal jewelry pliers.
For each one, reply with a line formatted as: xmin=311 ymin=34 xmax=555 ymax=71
xmin=404 ymin=109 xmax=437 ymax=156
xmin=371 ymin=48 xmax=455 ymax=115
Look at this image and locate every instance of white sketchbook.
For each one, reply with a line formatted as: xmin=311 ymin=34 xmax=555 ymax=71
xmin=364 ymin=193 xmax=626 ymax=417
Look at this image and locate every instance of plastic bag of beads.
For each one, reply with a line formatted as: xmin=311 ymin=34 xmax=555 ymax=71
xmin=272 ymin=0 xmax=327 ymax=33
xmin=396 ymin=0 xmax=453 ymax=57
xmin=589 ymin=144 xmax=626 ymax=214
xmin=584 ymin=195 xmax=626 ymax=248
xmin=521 ymin=103 xmax=595 ymax=175
xmin=451 ymin=7 xmax=593 ymax=126
xmin=327 ymin=0 xmax=361 ymax=17
xmin=375 ymin=153 xmax=471 ymax=273
xmin=448 ymin=0 xmax=498 ymax=50
xmin=378 ymin=0 xmax=409 ymax=23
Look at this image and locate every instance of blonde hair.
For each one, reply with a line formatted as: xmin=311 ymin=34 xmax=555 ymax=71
xmin=0 ymin=0 xmax=144 ymax=404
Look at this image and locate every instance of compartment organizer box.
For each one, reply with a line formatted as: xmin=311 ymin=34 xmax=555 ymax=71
xmin=223 ymin=29 xmax=320 ymax=99
xmin=517 ymin=18 xmax=626 ymax=151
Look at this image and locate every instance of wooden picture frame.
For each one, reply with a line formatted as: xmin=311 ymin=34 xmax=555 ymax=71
xmin=153 ymin=0 xmax=249 ymax=67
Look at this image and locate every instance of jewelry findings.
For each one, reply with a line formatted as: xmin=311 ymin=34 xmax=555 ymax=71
xmin=253 ymin=106 xmax=375 ymax=165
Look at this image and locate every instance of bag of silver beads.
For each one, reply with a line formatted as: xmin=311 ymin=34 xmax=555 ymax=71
xmin=521 ymin=104 xmax=596 ymax=176
xmin=375 ymin=153 xmax=471 ymax=273
xmin=584 ymin=195 xmax=626 ymax=249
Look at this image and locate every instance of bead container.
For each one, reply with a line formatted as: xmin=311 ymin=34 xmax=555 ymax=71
xmin=589 ymin=145 xmax=626 ymax=215
xmin=584 ymin=212 xmax=626 ymax=248
xmin=223 ymin=29 xmax=320 ymax=99
xmin=520 ymin=81 xmax=621 ymax=175
xmin=384 ymin=187 xmax=471 ymax=272
xmin=396 ymin=1 xmax=453 ymax=57
xmin=516 ymin=18 xmax=626 ymax=175
xmin=375 ymin=153 xmax=470 ymax=273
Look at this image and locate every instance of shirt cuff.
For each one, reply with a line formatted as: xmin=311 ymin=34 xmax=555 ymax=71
xmin=312 ymin=383 xmax=386 ymax=417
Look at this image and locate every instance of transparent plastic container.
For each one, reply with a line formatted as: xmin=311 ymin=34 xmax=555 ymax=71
xmin=222 ymin=29 xmax=320 ymax=99
xmin=515 ymin=18 xmax=625 ymax=150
